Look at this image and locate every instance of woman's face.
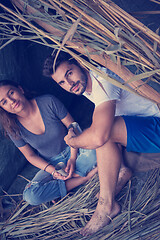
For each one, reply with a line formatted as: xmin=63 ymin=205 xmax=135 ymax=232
xmin=0 ymin=85 xmax=26 ymax=114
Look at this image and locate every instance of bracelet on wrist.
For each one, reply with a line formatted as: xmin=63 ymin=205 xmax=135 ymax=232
xmin=51 ymin=170 xmax=56 ymax=177
xmin=44 ymin=163 xmax=51 ymax=171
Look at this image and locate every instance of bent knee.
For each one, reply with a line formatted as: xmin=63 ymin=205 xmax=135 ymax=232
xmin=110 ymin=116 xmax=127 ymax=146
xmin=23 ymin=186 xmax=43 ymax=206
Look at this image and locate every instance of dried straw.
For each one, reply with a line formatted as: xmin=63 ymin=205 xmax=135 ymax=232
xmin=0 ymin=0 xmax=160 ymax=103
xmin=0 ymin=169 xmax=160 ymax=239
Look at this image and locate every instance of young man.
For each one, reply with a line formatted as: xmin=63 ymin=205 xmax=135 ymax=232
xmin=43 ymin=51 xmax=160 ymax=236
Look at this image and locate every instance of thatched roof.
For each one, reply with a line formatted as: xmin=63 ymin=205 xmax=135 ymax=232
xmin=0 ymin=0 xmax=160 ymax=103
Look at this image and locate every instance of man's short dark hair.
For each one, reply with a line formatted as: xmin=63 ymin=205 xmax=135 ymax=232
xmin=43 ymin=50 xmax=79 ymax=77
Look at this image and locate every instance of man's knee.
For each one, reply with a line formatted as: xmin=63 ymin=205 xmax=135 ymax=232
xmin=111 ymin=116 xmax=127 ymax=146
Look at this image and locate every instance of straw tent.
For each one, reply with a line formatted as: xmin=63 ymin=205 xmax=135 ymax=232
xmin=0 ymin=0 xmax=160 ymax=239
xmin=0 ymin=0 xmax=160 ymax=102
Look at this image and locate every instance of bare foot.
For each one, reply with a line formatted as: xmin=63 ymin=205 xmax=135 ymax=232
xmin=96 ymin=167 xmax=132 ymax=199
xmin=80 ymin=198 xmax=120 ymax=236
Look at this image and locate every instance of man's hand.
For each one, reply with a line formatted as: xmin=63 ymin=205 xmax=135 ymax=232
xmin=65 ymin=158 xmax=76 ymax=179
xmin=64 ymin=128 xmax=76 ymax=147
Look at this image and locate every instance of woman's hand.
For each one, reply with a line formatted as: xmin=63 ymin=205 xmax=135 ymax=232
xmin=52 ymin=171 xmax=67 ymax=180
xmin=65 ymin=158 xmax=76 ymax=179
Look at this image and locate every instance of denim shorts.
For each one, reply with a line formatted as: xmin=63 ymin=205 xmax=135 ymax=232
xmin=123 ymin=116 xmax=160 ymax=153
xmin=23 ymin=147 xmax=97 ymax=205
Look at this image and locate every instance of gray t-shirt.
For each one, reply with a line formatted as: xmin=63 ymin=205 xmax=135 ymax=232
xmin=10 ymin=95 xmax=68 ymax=159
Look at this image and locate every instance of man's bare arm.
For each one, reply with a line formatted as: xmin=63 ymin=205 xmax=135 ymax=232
xmin=64 ymin=100 xmax=116 ymax=149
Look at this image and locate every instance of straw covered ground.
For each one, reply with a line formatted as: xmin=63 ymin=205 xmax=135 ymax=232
xmin=0 ymin=169 xmax=160 ymax=239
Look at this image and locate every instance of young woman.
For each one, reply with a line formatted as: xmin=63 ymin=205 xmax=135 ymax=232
xmin=0 ymin=80 xmax=97 ymax=205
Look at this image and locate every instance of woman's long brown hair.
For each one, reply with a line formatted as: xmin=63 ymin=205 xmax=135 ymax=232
xmin=0 ymin=80 xmax=33 ymax=138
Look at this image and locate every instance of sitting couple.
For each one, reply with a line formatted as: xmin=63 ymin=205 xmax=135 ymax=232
xmin=0 ymin=49 xmax=159 ymax=236
xmin=0 ymin=80 xmax=130 ymax=207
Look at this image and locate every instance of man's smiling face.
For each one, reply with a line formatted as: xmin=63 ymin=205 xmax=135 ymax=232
xmin=51 ymin=61 xmax=88 ymax=95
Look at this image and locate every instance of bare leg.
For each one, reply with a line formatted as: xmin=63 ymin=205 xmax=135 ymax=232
xmin=115 ymin=166 xmax=132 ymax=194
xmin=80 ymin=117 xmax=132 ymax=236
xmin=96 ymin=166 xmax=132 ymax=199
xmin=111 ymin=117 xmax=132 ymax=194
xmin=105 ymin=117 xmax=132 ymax=194
xmin=115 ymin=144 xmax=132 ymax=195
xmin=115 ymin=143 xmax=132 ymax=195
xmin=80 ymin=141 xmax=122 ymax=236
xmin=65 ymin=167 xmax=98 ymax=192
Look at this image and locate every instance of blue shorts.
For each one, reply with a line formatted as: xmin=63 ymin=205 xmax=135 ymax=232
xmin=123 ymin=116 xmax=160 ymax=153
